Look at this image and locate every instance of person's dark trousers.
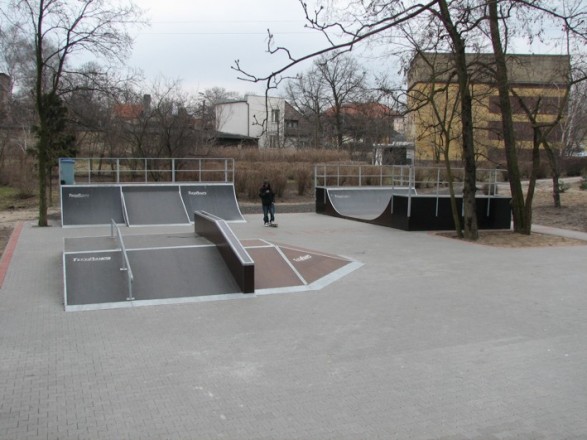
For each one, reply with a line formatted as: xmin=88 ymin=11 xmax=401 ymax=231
xmin=263 ymin=204 xmax=275 ymax=224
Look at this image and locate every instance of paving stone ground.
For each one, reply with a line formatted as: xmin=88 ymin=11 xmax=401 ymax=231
xmin=1 ymin=213 xmax=587 ymax=440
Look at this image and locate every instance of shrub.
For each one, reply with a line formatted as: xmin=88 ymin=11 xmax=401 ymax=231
xmin=261 ymin=165 xmax=288 ymax=197
xmin=561 ymin=157 xmax=587 ymax=177
xmin=558 ymin=181 xmax=571 ymax=193
xmin=295 ymin=165 xmax=312 ymax=195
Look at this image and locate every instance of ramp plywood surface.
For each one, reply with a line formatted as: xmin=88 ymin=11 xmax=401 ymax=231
xmin=65 ymin=251 xmax=130 ymax=305
xmin=129 ymin=246 xmax=239 ymax=300
xmin=326 ymin=187 xmax=394 ymax=220
xmin=278 ymin=246 xmax=352 ymax=285
xmin=245 ymin=246 xmax=304 ymax=289
xmin=61 ymin=186 xmax=124 ymax=226
xmin=123 ymin=186 xmax=190 ymax=225
xmin=181 ymin=184 xmax=244 ymax=222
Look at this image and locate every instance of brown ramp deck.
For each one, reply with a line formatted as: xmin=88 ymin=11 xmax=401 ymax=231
xmin=242 ymin=239 xmax=358 ymax=292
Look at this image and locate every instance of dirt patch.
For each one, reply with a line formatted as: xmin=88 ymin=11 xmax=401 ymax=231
xmin=437 ymin=230 xmax=586 ymax=247
xmin=437 ymin=180 xmax=587 ymax=247
xmin=531 ymin=187 xmax=587 ymax=232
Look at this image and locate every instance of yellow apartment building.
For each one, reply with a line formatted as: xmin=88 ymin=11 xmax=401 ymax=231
xmin=406 ymin=52 xmax=570 ymax=163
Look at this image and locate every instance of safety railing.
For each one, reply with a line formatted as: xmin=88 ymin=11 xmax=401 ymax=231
xmin=314 ymin=164 xmax=504 ymax=193
xmin=111 ymin=219 xmax=134 ymax=301
xmin=60 ymin=157 xmax=235 ymax=185
xmin=314 ymin=163 xmax=507 ymax=217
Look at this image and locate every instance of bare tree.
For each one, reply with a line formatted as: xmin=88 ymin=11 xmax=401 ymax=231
xmin=562 ymin=80 xmax=587 ymax=157
xmin=285 ymin=68 xmax=328 ymax=148
xmin=485 ymin=0 xmax=587 ymax=234
xmin=232 ymin=0 xmax=483 ymax=239
xmin=0 ymin=25 xmax=36 ymax=93
xmin=316 ymin=53 xmax=368 ymax=149
xmin=407 ymin=50 xmax=466 ymax=236
xmin=233 ymin=0 xmax=587 ymax=239
xmin=1 ymin=0 xmax=145 ymax=226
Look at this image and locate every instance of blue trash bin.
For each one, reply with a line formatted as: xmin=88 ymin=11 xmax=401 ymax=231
xmin=59 ymin=158 xmax=75 ymax=185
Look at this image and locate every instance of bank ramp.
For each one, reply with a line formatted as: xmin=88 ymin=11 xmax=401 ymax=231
xmin=61 ymin=183 xmax=244 ymax=227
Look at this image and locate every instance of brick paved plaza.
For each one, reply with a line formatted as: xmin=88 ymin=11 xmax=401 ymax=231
xmin=1 ymin=213 xmax=587 ymax=439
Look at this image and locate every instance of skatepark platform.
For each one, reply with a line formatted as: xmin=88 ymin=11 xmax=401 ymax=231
xmin=62 ymin=217 xmax=360 ymax=311
xmin=61 ymin=183 xmax=245 ymax=227
xmin=316 ymin=186 xmax=512 ymax=231
xmin=313 ymin=163 xmax=511 ymax=231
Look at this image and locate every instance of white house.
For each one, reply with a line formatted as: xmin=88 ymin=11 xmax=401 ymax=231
xmin=215 ymin=95 xmax=286 ymax=148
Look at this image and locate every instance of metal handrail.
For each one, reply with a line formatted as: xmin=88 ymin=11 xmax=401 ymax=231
xmin=111 ymin=219 xmax=134 ymax=301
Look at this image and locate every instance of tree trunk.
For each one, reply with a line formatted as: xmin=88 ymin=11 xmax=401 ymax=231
xmin=335 ymin=110 xmax=344 ymax=149
xmin=487 ymin=0 xmax=529 ymax=234
xmin=437 ymin=0 xmax=478 ymax=240
xmin=552 ymin=175 xmax=561 ymax=208
xmin=523 ymin=131 xmax=541 ymax=232
xmin=444 ymin=140 xmax=463 ymax=238
xmin=37 ymin=132 xmax=48 ymax=227
xmin=542 ymin=142 xmax=562 ymax=208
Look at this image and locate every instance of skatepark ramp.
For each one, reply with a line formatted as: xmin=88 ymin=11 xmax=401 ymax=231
xmin=194 ymin=211 xmax=254 ymax=293
xmin=63 ymin=222 xmax=246 ymax=311
xmin=61 ymin=185 xmax=125 ymax=226
xmin=324 ymin=187 xmax=415 ymax=221
xmin=59 ymin=157 xmax=244 ymax=227
xmin=315 ymin=164 xmax=511 ymax=231
xmin=62 ymin=221 xmax=361 ymax=311
xmin=61 ymin=183 xmax=245 ymax=226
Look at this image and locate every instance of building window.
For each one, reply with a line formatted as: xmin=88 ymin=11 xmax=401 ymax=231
xmin=271 ymin=109 xmax=280 ymax=123
xmin=285 ymin=119 xmax=299 ymax=128
xmin=269 ymin=135 xmax=279 ymax=148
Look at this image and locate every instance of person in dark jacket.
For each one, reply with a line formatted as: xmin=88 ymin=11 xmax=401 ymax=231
xmin=259 ymin=179 xmax=275 ymax=226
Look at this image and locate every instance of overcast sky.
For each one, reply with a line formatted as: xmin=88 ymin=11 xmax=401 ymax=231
xmin=126 ymin=0 xmax=567 ymax=98
xmin=128 ymin=0 xmax=334 ymax=96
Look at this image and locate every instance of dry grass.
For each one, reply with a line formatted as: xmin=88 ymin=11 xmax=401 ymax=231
xmin=438 ymin=178 xmax=587 ymax=247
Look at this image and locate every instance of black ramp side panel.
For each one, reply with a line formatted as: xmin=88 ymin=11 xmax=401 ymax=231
xmin=181 ymin=184 xmax=244 ymax=222
xmin=128 ymin=246 xmax=240 ymax=299
xmin=326 ymin=188 xmax=395 ymax=220
xmin=123 ymin=186 xmax=189 ymax=225
xmin=61 ymin=186 xmax=124 ymax=226
xmin=65 ymin=251 xmax=129 ymax=305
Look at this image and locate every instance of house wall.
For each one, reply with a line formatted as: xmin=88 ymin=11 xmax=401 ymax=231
xmin=216 ymin=101 xmax=249 ymax=136
xmin=245 ymin=95 xmax=285 ymax=148
xmin=215 ymin=96 xmax=286 ymax=148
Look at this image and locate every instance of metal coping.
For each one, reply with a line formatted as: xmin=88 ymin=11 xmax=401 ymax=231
xmin=195 ymin=211 xmax=253 ymax=265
